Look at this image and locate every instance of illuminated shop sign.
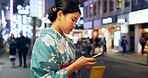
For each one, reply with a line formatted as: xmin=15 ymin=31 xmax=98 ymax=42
xmin=101 ymin=16 xmax=116 ymax=25
xmin=117 ymin=19 xmax=126 ymax=23
xmin=129 ymin=9 xmax=148 ymax=24
xmin=102 ymin=17 xmax=112 ymax=24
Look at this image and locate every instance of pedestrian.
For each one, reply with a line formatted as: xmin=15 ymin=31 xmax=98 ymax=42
xmin=17 ymin=31 xmax=29 ymax=68
xmin=86 ymin=37 xmax=92 ymax=55
xmin=7 ymin=33 xmax=17 ymax=68
xmin=26 ymin=35 xmax=31 ymax=55
xmin=81 ymin=39 xmax=87 ymax=55
xmin=30 ymin=0 xmax=97 ymax=78
xmin=0 ymin=35 xmax=4 ymax=49
xmin=140 ymin=34 xmax=146 ymax=55
xmin=144 ymin=40 xmax=148 ymax=52
xmin=143 ymin=40 xmax=148 ymax=64
xmin=121 ymin=36 xmax=128 ymax=54
xmin=102 ymin=37 xmax=107 ymax=55
xmin=94 ymin=36 xmax=99 ymax=47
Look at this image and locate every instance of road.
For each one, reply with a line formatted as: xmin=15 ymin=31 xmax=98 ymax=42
xmin=79 ymin=55 xmax=148 ymax=78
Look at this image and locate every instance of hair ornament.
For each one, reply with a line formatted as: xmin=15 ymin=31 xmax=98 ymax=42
xmin=52 ymin=7 xmax=57 ymax=12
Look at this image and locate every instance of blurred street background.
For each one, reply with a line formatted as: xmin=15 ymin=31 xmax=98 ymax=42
xmin=0 ymin=0 xmax=148 ymax=78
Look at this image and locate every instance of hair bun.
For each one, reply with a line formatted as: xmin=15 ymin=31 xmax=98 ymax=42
xmin=48 ymin=7 xmax=58 ymax=22
xmin=48 ymin=0 xmax=81 ymax=22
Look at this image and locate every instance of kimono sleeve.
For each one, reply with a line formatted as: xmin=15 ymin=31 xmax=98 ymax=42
xmin=30 ymin=37 xmax=68 ymax=78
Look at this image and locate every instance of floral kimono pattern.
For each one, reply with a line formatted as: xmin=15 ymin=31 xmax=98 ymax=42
xmin=30 ymin=28 xmax=78 ymax=78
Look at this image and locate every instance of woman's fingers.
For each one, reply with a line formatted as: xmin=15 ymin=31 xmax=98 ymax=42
xmin=84 ymin=61 xmax=97 ymax=68
xmin=85 ymin=62 xmax=96 ymax=68
xmin=85 ymin=57 xmax=97 ymax=62
xmin=87 ymin=61 xmax=97 ymax=66
xmin=74 ymin=56 xmax=97 ymax=70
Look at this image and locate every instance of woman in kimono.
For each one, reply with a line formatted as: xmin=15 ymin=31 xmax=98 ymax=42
xmin=30 ymin=0 xmax=97 ymax=78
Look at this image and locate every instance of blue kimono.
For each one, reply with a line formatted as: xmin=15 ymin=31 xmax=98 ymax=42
xmin=30 ymin=28 xmax=78 ymax=78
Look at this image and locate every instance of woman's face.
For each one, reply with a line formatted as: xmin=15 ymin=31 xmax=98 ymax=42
xmin=60 ymin=12 xmax=80 ymax=34
xmin=11 ymin=34 xmax=14 ymax=38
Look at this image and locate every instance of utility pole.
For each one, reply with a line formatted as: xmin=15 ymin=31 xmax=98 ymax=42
xmin=30 ymin=17 xmax=36 ymax=53
xmin=32 ymin=17 xmax=36 ymax=45
xmin=30 ymin=17 xmax=42 ymax=55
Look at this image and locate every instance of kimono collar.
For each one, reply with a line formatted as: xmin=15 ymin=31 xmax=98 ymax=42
xmin=50 ymin=28 xmax=62 ymax=36
xmin=49 ymin=28 xmax=66 ymax=40
xmin=40 ymin=28 xmax=67 ymax=40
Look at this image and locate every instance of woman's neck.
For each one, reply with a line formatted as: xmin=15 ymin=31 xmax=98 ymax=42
xmin=50 ymin=22 xmax=62 ymax=34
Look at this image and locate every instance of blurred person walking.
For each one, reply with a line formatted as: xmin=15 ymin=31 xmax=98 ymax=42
xmin=144 ymin=41 xmax=148 ymax=52
xmin=143 ymin=40 xmax=148 ymax=64
xmin=0 ymin=35 xmax=4 ymax=50
xmin=17 ymin=31 xmax=29 ymax=68
xmin=26 ymin=35 xmax=31 ymax=55
xmin=86 ymin=37 xmax=92 ymax=55
xmin=102 ymin=37 xmax=107 ymax=55
xmin=7 ymin=33 xmax=17 ymax=68
xmin=140 ymin=34 xmax=146 ymax=55
xmin=121 ymin=36 xmax=128 ymax=54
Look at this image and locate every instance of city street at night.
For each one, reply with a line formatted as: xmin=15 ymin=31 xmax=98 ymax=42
xmin=1 ymin=0 xmax=148 ymax=78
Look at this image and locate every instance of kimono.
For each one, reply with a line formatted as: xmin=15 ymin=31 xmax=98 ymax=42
xmin=30 ymin=28 xmax=79 ymax=78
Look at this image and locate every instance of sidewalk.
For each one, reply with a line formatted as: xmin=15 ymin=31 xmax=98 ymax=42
xmin=0 ymin=50 xmax=147 ymax=78
xmin=105 ymin=51 xmax=148 ymax=65
xmin=0 ymin=52 xmax=30 ymax=78
xmin=77 ymin=49 xmax=148 ymax=66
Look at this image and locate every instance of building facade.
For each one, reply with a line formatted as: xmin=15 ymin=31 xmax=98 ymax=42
xmin=129 ymin=0 xmax=148 ymax=53
xmin=83 ymin=0 xmax=131 ymax=52
xmin=83 ymin=0 xmax=148 ymax=53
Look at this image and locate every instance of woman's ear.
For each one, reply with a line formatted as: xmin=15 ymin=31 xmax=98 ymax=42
xmin=57 ymin=10 xmax=64 ymax=21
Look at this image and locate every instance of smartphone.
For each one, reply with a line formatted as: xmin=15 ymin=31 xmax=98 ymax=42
xmin=92 ymin=52 xmax=102 ymax=58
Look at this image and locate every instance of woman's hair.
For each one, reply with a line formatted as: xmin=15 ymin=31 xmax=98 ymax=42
xmin=48 ymin=0 xmax=81 ymax=22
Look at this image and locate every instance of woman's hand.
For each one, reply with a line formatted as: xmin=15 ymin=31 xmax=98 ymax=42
xmin=67 ymin=56 xmax=97 ymax=74
xmin=73 ymin=56 xmax=97 ymax=69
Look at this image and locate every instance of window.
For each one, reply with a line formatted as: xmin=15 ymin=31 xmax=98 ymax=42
xmin=145 ymin=0 xmax=148 ymax=2
xmin=125 ymin=0 xmax=130 ymax=7
xmin=116 ymin=0 xmax=121 ymax=9
xmin=133 ymin=0 xmax=140 ymax=5
xmin=93 ymin=2 xmax=96 ymax=15
xmin=98 ymin=0 xmax=102 ymax=15
xmin=86 ymin=6 xmax=88 ymax=17
xmin=110 ymin=0 xmax=114 ymax=11
xmin=103 ymin=0 xmax=107 ymax=13
xmin=89 ymin=4 xmax=93 ymax=16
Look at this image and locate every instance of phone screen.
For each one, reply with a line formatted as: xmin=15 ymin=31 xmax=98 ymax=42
xmin=92 ymin=52 xmax=102 ymax=58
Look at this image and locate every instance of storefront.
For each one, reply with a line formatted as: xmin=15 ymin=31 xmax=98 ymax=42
xmin=141 ymin=25 xmax=148 ymax=39
xmin=129 ymin=8 xmax=148 ymax=53
xmin=117 ymin=14 xmax=130 ymax=51
xmin=92 ymin=19 xmax=102 ymax=40
xmin=67 ymin=29 xmax=93 ymax=44
xmin=100 ymin=16 xmax=117 ymax=51
xmin=84 ymin=20 xmax=96 ymax=39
